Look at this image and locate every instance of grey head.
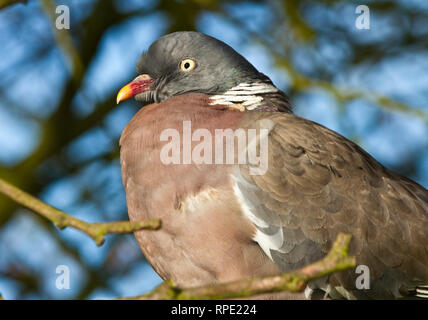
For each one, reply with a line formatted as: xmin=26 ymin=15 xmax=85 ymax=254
xmin=117 ymin=31 xmax=291 ymax=112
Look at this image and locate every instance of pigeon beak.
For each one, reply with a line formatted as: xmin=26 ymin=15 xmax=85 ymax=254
xmin=116 ymin=74 xmax=154 ymax=104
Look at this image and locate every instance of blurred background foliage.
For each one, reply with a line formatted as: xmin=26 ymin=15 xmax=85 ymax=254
xmin=0 ymin=0 xmax=427 ymax=299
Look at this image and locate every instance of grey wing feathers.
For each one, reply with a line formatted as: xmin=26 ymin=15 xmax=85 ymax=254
xmin=235 ymin=112 xmax=428 ymax=299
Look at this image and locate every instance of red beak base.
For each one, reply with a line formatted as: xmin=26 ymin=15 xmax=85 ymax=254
xmin=116 ymin=74 xmax=154 ymax=104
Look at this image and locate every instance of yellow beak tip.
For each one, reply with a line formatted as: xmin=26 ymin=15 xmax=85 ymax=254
xmin=116 ymin=85 xmax=131 ymax=104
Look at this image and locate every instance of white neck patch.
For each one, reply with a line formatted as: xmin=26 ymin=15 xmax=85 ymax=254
xmin=209 ymin=82 xmax=278 ymax=110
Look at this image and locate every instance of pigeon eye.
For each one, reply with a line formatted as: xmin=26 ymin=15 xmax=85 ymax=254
xmin=180 ymin=59 xmax=196 ymax=72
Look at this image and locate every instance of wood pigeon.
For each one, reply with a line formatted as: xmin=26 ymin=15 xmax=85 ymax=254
xmin=117 ymin=31 xmax=428 ymax=299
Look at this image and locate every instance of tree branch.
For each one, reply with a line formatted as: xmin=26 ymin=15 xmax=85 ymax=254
xmin=0 ymin=177 xmax=161 ymax=245
xmin=39 ymin=0 xmax=84 ymax=84
xmin=120 ymin=233 xmax=355 ymax=300
xmin=219 ymin=9 xmax=428 ymax=126
xmin=0 ymin=0 xmax=26 ymax=10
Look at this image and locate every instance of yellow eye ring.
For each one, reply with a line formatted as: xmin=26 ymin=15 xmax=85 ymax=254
xmin=180 ymin=59 xmax=196 ymax=72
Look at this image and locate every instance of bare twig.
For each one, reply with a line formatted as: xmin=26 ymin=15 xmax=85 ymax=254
xmin=39 ymin=0 xmax=84 ymax=83
xmin=0 ymin=177 xmax=161 ymax=245
xmin=0 ymin=0 xmax=27 ymax=10
xmin=119 ymin=233 xmax=355 ymax=300
xmin=218 ymin=9 xmax=428 ymax=125
xmin=271 ymin=55 xmax=428 ymax=125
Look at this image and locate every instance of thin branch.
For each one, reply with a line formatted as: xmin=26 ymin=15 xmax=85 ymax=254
xmin=0 ymin=0 xmax=26 ymax=10
xmin=271 ymin=54 xmax=428 ymax=125
xmin=0 ymin=177 xmax=161 ymax=245
xmin=39 ymin=0 xmax=84 ymax=84
xmin=218 ymin=9 xmax=428 ymax=125
xmin=120 ymin=233 xmax=355 ymax=300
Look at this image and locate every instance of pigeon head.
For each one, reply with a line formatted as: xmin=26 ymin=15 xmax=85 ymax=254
xmin=116 ymin=31 xmax=276 ymax=105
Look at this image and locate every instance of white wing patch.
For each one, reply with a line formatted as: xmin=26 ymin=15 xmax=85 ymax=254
xmin=232 ymin=178 xmax=284 ymax=260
